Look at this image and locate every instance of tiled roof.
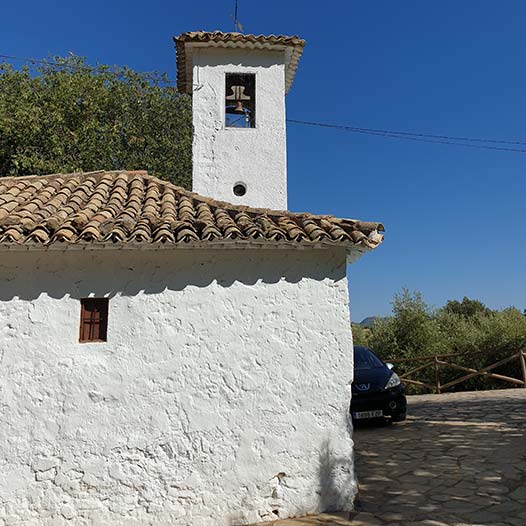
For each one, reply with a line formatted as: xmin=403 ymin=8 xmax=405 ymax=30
xmin=0 ymin=171 xmax=384 ymax=251
xmin=174 ymin=31 xmax=306 ymax=94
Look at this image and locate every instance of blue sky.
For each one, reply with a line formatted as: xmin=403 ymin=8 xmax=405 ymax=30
xmin=3 ymin=1 xmax=526 ymax=321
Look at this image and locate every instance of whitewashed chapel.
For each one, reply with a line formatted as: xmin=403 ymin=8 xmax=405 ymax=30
xmin=0 ymin=32 xmax=383 ymax=525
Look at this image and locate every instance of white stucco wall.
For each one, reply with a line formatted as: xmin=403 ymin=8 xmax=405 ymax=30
xmin=191 ymin=48 xmax=288 ymax=210
xmin=0 ymin=248 xmax=355 ymax=526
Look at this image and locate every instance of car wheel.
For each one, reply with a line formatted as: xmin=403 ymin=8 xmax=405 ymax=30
xmin=391 ymin=412 xmax=406 ymax=423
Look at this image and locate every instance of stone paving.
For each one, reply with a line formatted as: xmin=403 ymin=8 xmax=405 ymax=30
xmin=263 ymin=389 xmax=526 ymax=526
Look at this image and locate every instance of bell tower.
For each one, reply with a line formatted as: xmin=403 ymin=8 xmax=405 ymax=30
xmin=174 ymin=31 xmax=305 ymax=210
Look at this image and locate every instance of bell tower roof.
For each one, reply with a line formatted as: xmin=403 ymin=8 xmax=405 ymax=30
xmin=174 ymin=31 xmax=305 ymax=94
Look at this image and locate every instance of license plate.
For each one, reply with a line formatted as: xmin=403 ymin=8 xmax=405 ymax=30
xmin=352 ymin=410 xmax=383 ymax=419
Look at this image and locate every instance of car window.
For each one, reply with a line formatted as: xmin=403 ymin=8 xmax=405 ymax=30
xmin=354 ymin=346 xmax=385 ymax=370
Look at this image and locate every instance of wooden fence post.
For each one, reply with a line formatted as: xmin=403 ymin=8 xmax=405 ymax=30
xmin=520 ymin=351 xmax=526 ymax=388
xmin=434 ymin=356 xmax=441 ymax=394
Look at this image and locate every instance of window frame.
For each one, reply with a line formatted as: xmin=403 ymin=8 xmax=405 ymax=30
xmin=79 ymin=298 xmax=109 ymax=343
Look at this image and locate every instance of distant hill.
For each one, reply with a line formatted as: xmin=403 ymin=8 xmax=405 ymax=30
xmin=359 ymin=316 xmax=386 ymax=328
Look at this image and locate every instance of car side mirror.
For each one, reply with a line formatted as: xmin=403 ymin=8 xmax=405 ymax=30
xmin=386 ymin=362 xmax=394 ymax=370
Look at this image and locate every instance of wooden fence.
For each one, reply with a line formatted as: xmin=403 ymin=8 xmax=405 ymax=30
xmin=389 ymin=350 xmax=526 ymax=394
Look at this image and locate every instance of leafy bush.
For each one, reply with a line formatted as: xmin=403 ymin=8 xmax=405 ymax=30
xmin=370 ymin=289 xmax=448 ymax=361
xmin=351 ymin=323 xmax=372 ymax=347
xmin=367 ymin=289 xmax=526 ymax=393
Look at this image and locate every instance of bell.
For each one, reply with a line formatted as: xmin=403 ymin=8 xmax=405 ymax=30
xmin=234 ymin=100 xmax=245 ymax=113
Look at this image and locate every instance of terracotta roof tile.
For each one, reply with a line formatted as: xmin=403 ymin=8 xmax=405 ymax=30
xmin=174 ymin=31 xmax=305 ymax=94
xmin=0 ymin=171 xmax=384 ymax=251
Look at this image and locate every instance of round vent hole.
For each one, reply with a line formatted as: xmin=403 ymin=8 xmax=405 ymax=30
xmin=233 ymin=183 xmax=247 ymax=197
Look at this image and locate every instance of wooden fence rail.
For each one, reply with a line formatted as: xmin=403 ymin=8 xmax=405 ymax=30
xmin=389 ymin=350 xmax=526 ymax=394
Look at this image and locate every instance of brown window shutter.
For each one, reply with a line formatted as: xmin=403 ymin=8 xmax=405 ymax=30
xmin=79 ymin=298 xmax=109 ymax=343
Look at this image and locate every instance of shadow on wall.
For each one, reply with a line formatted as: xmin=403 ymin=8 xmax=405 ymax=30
xmin=0 ymin=247 xmax=347 ymax=301
xmin=227 ymin=411 xmax=355 ymax=526
xmin=317 ymin=413 xmax=355 ymax=515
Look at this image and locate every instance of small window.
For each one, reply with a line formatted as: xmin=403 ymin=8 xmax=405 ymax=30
xmin=225 ymin=73 xmax=255 ymax=128
xmin=79 ymin=298 xmax=109 ymax=343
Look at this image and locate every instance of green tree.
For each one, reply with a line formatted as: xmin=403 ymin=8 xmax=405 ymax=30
xmin=0 ymin=56 xmax=192 ymax=186
xmin=444 ymin=297 xmax=490 ymax=318
xmin=370 ymin=289 xmax=446 ymax=361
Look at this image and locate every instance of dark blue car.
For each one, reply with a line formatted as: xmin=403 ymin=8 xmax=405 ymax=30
xmin=350 ymin=346 xmax=407 ymax=422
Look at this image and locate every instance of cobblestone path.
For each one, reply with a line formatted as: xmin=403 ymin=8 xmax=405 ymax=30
xmin=262 ymin=389 xmax=526 ymax=526
xmin=352 ymin=389 xmax=526 ymax=525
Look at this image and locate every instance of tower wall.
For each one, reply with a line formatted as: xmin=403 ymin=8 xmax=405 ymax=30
xmin=191 ymin=48 xmax=288 ymax=209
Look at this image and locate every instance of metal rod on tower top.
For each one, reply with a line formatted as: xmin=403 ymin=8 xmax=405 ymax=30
xmin=230 ymin=0 xmax=244 ymax=33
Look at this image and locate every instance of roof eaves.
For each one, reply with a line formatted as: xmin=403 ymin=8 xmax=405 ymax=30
xmin=0 ymin=170 xmax=384 ymax=255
